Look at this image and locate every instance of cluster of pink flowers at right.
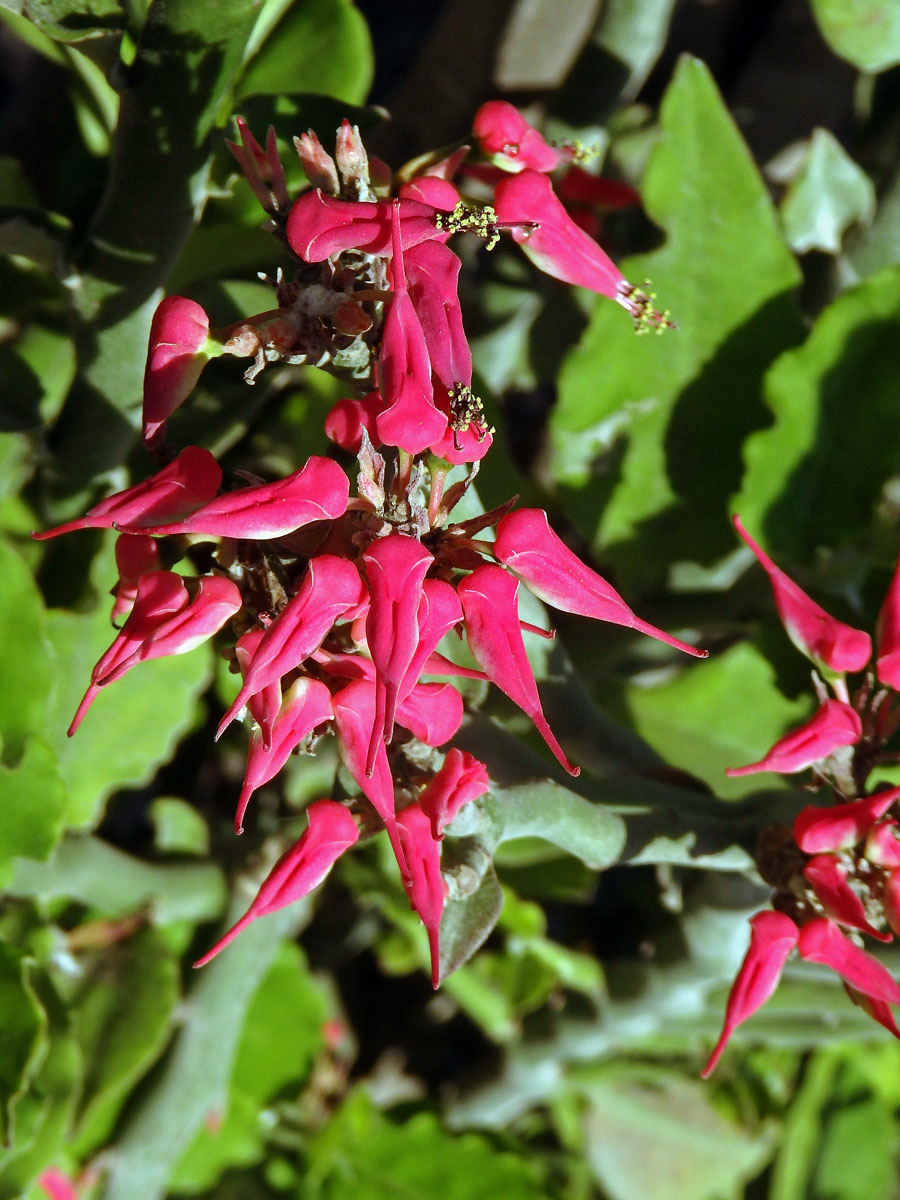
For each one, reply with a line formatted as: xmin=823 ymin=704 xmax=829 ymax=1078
xmin=703 ymin=516 xmax=900 ymax=1076
xmin=36 ymin=102 xmax=696 ymax=989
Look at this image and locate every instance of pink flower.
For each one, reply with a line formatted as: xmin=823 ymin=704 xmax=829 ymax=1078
xmin=110 ymin=533 xmax=161 ymax=622
xmin=493 ymin=508 xmax=706 ymax=657
xmin=866 ymin=819 xmax=900 ymax=867
xmin=404 ymin=240 xmax=471 ymax=394
xmin=472 ymin=100 xmax=565 ymax=174
xmin=324 ymin=391 xmax=383 ymax=453
xmin=418 ymin=748 xmax=490 ymax=840
xmin=234 ymin=627 xmax=282 ymax=752
xmin=193 ymin=799 xmax=359 ymax=966
xmin=701 ymin=911 xmax=799 ymax=1078
xmin=286 ymin=190 xmax=441 ymax=261
xmin=234 ymin=677 xmax=333 ymax=834
xmin=797 ymin=917 xmax=900 ymax=1005
xmin=70 ymin=572 xmax=241 ymax=734
xmin=725 ymin=699 xmax=862 ymax=777
xmin=397 ymin=803 xmax=446 ymax=987
xmin=217 ymin=556 xmax=364 ymax=741
xmin=33 ymin=446 xmax=221 ymax=540
xmin=793 ymin=789 xmax=900 ymax=853
xmin=733 ymin=515 xmax=871 ymax=676
xmin=38 ymin=1169 xmax=79 ymax=1200
xmin=129 ymin=455 xmax=349 ymax=540
xmin=399 ymin=176 xmax=461 ymax=210
xmin=803 ymin=854 xmax=891 ymax=941
xmin=396 ymin=579 xmax=463 ymax=700
xmin=877 ymin=547 xmax=900 ymax=688
xmin=362 ymin=533 xmax=434 ymax=772
xmin=142 ymin=297 xmax=219 ymax=448
xmin=457 ymin=563 xmax=580 ymax=776
xmin=395 ymin=681 xmax=464 ymax=747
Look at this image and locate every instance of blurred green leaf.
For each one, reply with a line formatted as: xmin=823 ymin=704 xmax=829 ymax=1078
xmin=0 ymin=947 xmax=44 ymax=1147
xmin=439 ymin=863 xmax=504 ymax=983
xmin=0 ymin=737 xmax=67 ymax=887
xmin=780 ymin=128 xmax=875 ymax=255
xmin=734 ymin=266 xmax=900 ymax=557
xmin=150 ymin=797 xmax=210 ymax=857
xmin=0 ymin=539 xmax=53 ymax=764
xmin=550 ymin=55 xmax=801 ymax=591
xmin=72 ymin=928 xmax=180 ymax=1154
xmin=814 ymin=1097 xmax=898 ymax=1200
xmin=808 ymin=0 xmax=900 ymax=72
xmin=20 ymin=0 xmax=123 ymax=42
xmin=236 ymin=0 xmax=373 ymax=104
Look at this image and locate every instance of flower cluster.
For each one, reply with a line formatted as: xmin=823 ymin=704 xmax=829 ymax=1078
xmin=37 ymin=103 xmax=697 ymax=987
xmin=703 ymin=516 xmax=900 ymax=1075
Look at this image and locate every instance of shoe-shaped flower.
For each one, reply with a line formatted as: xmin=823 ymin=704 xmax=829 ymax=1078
xmin=803 ymin=854 xmax=892 ymax=942
xmin=797 ymin=917 xmax=900 ymax=1006
xmin=142 ymin=297 xmax=222 ymax=448
xmin=287 ymin=190 xmax=442 ymax=261
xmin=725 ymin=698 xmax=862 ymax=777
xmin=418 ymin=748 xmax=490 ymax=840
xmin=110 ymin=533 xmax=161 ymax=623
xmin=472 ymin=100 xmax=566 ymax=174
xmin=793 ymin=788 xmax=900 ymax=854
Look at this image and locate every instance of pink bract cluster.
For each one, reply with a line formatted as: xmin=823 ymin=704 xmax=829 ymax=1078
xmin=36 ymin=103 xmax=698 ymax=988
xmin=703 ymin=516 xmax=900 ymax=1075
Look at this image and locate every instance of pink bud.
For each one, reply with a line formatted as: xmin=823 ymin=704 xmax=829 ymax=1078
xmin=217 ymin=556 xmax=364 ymax=740
xmin=472 ymin=101 xmax=565 ymax=174
xmin=793 ymin=788 xmax=900 ymax=853
xmin=457 ymin=563 xmax=580 ymax=776
xmin=375 ymin=203 xmax=448 ymax=454
xmin=797 ymin=917 xmax=900 ymax=1005
xmin=286 ymin=190 xmax=442 ymax=261
xmin=866 ymin=819 xmax=900 ymax=867
xmin=33 ymin=446 xmax=222 ymax=540
xmin=193 ymin=799 xmax=359 ymax=966
xmin=725 ymin=699 xmax=862 ymax=777
xmin=334 ymin=119 xmax=370 ymax=189
xmin=111 ymin=533 xmax=161 ymax=622
xmin=396 ymin=681 xmax=464 ymax=746
xmin=293 ymin=130 xmax=340 ymax=193
xmin=324 ymin=391 xmax=383 ymax=453
xmin=803 ymin=854 xmax=891 ymax=941
xmin=494 ymin=508 xmax=706 ymax=657
xmin=418 ymin=748 xmax=490 ymax=840
xmin=877 ymin=548 xmax=900 ymax=688
xmin=142 ymin=297 xmax=215 ymax=448
xmin=332 ymin=679 xmax=407 ymax=880
xmin=131 ymin=455 xmax=349 ymax=540
xmin=397 ymin=803 xmax=445 ymax=988
xmin=733 ymin=515 xmax=871 ymax=675
xmin=362 ymin=534 xmax=434 ymax=772
xmin=227 ymin=119 xmax=289 ymax=214
xmin=701 ymin=910 xmax=798 ymax=1078
xmin=399 ymin=176 xmax=461 ymax=211
xmin=234 ymin=677 xmax=333 ymax=834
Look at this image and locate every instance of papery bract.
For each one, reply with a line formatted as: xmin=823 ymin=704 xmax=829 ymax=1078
xmin=287 ymin=189 xmax=441 ymax=261
xmin=473 ymin=100 xmax=565 ymax=173
xmin=235 ymin=677 xmax=333 ymax=834
xmin=131 ymin=456 xmax=349 ymax=539
xmin=494 ymin=508 xmax=706 ymax=657
xmin=793 ymin=788 xmax=900 ymax=853
xmin=217 ymin=556 xmax=364 ymax=740
xmin=733 ymin=515 xmax=871 ymax=675
xmin=193 ymin=799 xmax=359 ymax=966
xmin=877 ymin=548 xmax=900 ymax=688
xmin=725 ymin=699 xmax=862 ymax=777
xmin=701 ymin=910 xmax=798 ymax=1078
xmin=397 ymin=803 xmax=445 ymax=987
xmin=294 ymin=130 xmax=339 ymax=193
xmin=419 ymin=748 xmax=490 ymax=840
xmin=803 ymin=854 xmax=891 ymax=941
xmin=142 ymin=296 xmax=217 ymax=448
xmin=33 ymin=446 xmax=222 ymax=540
xmin=797 ymin=917 xmax=900 ymax=1005
xmin=457 ymin=563 xmax=580 ymax=776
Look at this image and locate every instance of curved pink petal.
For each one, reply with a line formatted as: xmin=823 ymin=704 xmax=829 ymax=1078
xmin=793 ymin=788 xmax=900 ymax=853
xmin=286 ymin=189 xmax=442 ymax=261
xmin=324 ymin=391 xmax=383 ymax=453
xmin=396 ymin=681 xmax=464 ymax=746
xmin=803 ymin=854 xmax=891 ymax=942
xmin=866 ymin=819 xmax=900 ymax=868
xmin=418 ymin=748 xmax=490 ymax=840
xmin=877 ymin=547 xmax=900 ymax=688
xmin=473 ymin=101 xmax=565 ymax=173
xmin=798 ymin=917 xmax=900 ymax=1005
xmin=725 ymin=699 xmax=861 ymax=777
xmin=142 ymin=296 xmax=214 ymax=448
xmin=235 ymin=627 xmax=283 ymax=750
xmin=397 ymin=803 xmax=445 ymax=987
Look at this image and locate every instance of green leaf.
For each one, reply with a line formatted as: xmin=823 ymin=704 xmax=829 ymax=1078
xmin=626 ymin=642 xmax=812 ymax=799
xmin=813 ymin=1098 xmax=898 ymax=1200
xmin=304 ymin=1089 xmax=546 ymax=1200
xmin=0 ymin=737 xmax=67 ymax=887
xmin=734 ymin=266 xmax=900 ymax=557
xmin=550 ymin=55 xmax=801 ymax=591
xmin=72 ymin=928 xmax=180 ymax=1155
xmin=0 ymin=539 xmax=53 ymax=764
xmin=236 ymin=0 xmax=373 ymax=104
xmin=580 ymin=1066 xmax=774 ymax=1200
xmin=19 ymin=0 xmax=123 ymax=42
xmin=808 ymin=0 xmax=900 ymax=72
xmin=0 ymin=946 xmax=44 ymax=1147
xmin=780 ymin=128 xmax=875 ymax=255
xmin=439 ymin=863 xmax=505 ymax=982
xmin=150 ymin=797 xmax=210 ymax=857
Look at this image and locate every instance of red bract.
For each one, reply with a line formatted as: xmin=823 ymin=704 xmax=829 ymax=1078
xmin=797 ymin=917 xmax=900 ymax=1005
xmin=324 ymin=391 xmax=382 ymax=453
xmin=375 ymin=203 xmax=448 ymax=454
xmin=866 ymin=820 xmax=900 ymax=867
xmin=803 ymin=854 xmax=891 ymax=941
xmin=111 ymin=533 xmax=161 ymax=622
xmin=193 ymin=799 xmax=359 ymax=967
xmin=397 ymin=803 xmax=445 ymax=988
xmin=131 ymin=455 xmax=349 ymax=539
xmin=418 ymin=748 xmax=490 ymax=840
xmin=733 ymin=515 xmax=871 ymax=676
xmin=725 ymin=699 xmax=862 ymax=777
xmin=472 ymin=100 xmax=565 ymax=173
xmin=793 ymin=789 xmax=900 ymax=853
xmin=457 ymin=563 xmax=580 ymax=776
xmin=286 ymin=189 xmax=441 ymax=260
xmin=142 ymin=296 xmax=217 ymax=448
xmin=71 ymin=573 xmax=241 ymax=734
xmin=877 ymin=548 xmax=900 ymax=688
xmin=362 ymin=533 xmax=434 ymax=772
xmin=234 ymin=677 xmax=333 ymax=834
xmin=494 ymin=508 xmax=706 ymax=657
xmin=404 ymin=241 xmax=471 ymax=393
xmin=701 ymin=911 xmax=798 ymax=1078
xmin=33 ymin=446 xmax=222 ymax=540
xmin=217 ymin=556 xmax=364 ymax=741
